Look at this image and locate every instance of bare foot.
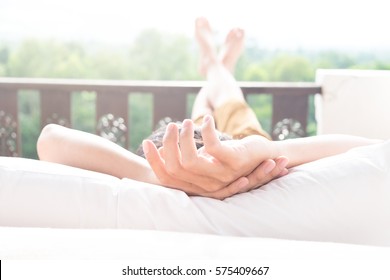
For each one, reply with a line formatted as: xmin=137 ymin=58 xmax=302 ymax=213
xmin=195 ymin=17 xmax=218 ymax=76
xmin=218 ymin=28 xmax=245 ymax=73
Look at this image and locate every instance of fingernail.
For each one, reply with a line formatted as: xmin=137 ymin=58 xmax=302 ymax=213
xmin=142 ymin=140 xmax=149 ymax=154
xmin=167 ymin=123 xmax=174 ymax=131
xmin=264 ymin=161 xmax=275 ymax=174
xmin=281 ymin=168 xmax=289 ymax=176
xmin=167 ymin=123 xmax=179 ymax=134
xmin=238 ymin=178 xmax=249 ymax=190
xmin=182 ymin=119 xmax=192 ymax=130
xmin=278 ymin=157 xmax=289 ymax=167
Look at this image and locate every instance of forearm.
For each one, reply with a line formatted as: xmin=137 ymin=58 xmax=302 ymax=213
xmin=270 ymin=134 xmax=382 ymax=167
xmin=37 ymin=124 xmax=159 ymax=184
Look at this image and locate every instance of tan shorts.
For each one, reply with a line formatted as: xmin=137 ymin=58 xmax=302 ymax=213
xmin=194 ymin=100 xmax=271 ymax=140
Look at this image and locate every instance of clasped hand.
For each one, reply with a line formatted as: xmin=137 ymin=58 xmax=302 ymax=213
xmin=143 ymin=115 xmax=288 ymax=199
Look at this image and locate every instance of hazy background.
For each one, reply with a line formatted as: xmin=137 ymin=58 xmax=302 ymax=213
xmin=2 ymin=0 xmax=390 ymax=50
xmin=1 ymin=0 xmax=390 ymax=158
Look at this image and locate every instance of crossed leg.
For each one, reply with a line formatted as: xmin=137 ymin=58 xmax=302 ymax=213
xmin=191 ymin=17 xmax=270 ymax=140
xmin=191 ymin=17 xmax=246 ymax=124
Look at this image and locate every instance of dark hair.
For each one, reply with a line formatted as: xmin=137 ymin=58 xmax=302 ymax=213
xmin=136 ymin=118 xmax=232 ymax=158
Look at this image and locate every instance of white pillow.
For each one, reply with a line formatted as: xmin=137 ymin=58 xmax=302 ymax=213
xmin=0 ymin=158 xmax=121 ymax=228
xmin=1 ymin=140 xmax=390 ymax=246
xmin=316 ymin=69 xmax=390 ymax=139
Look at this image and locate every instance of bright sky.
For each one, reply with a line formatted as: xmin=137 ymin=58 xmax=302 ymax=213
xmin=1 ymin=0 xmax=390 ymax=50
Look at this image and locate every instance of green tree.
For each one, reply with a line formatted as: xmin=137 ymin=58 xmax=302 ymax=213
xmin=8 ymin=40 xmax=87 ymax=78
xmin=242 ymin=63 xmax=270 ymax=81
xmin=127 ymin=29 xmax=198 ymax=80
xmin=314 ymin=51 xmax=355 ymax=69
xmin=269 ymin=54 xmax=314 ymax=81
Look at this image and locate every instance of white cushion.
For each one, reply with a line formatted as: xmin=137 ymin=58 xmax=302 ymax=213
xmin=316 ymin=69 xmax=390 ymax=139
xmin=1 ymin=141 xmax=390 ymax=246
xmin=1 ymin=226 xmax=389 ymax=259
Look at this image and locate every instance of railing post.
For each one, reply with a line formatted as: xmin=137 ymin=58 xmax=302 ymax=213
xmin=40 ymin=89 xmax=72 ymax=128
xmin=153 ymin=92 xmax=187 ymax=126
xmin=0 ymin=88 xmax=20 ymax=156
xmin=272 ymin=93 xmax=309 ymax=140
xmin=96 ymin=90 xmax=129 ymax=148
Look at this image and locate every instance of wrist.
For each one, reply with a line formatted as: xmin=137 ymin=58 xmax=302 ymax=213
xmin=124 ymin=158 xmax=161 ymax=185
xmin=244 ymin=135 xmax=277 ymax=162
xmin=142 ymin=166 xmax=161 ymax=185
xmin=270 ymin=139 xmax=283 ymax=159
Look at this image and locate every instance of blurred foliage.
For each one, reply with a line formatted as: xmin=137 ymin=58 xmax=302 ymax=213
xmin=129 ymin=94 xmax=153 ymax=152
xmin=1 ymin=30 xmax=390 ymax=158
xmin=18 ymin=90 xmax=40 ymax=158
xmin=72 ymin=91 xmax=96 ymax=133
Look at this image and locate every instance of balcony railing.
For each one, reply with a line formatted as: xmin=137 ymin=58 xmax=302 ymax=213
xmin=0 ymin=78 xmax=321 ymax=157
